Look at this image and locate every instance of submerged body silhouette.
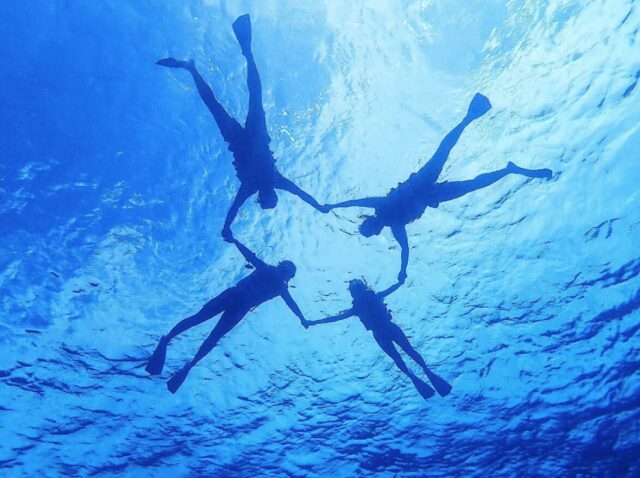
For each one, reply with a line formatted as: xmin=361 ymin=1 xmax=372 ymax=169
xmin=146 ymin=238 xmax=308 ymax=393
xmin=327 ymin=93 xmax=553 ymax=282
xmin=307 ymin=279 xmax=451 ymax=399
xmin=157 ymin=14 xmax=326 ymax=239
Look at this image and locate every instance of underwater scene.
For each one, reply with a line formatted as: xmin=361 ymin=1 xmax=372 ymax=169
xmin=1 ymin=1 xmax=639 ymax=476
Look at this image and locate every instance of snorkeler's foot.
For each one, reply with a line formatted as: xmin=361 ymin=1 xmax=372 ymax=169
xmin=167 ymin=365 xmax=191 ymax=394
xmin=466 ymin=93 xmax=492 ymax=120
xmin=425 ymin=370 xmax=452 ymax=397
xmin=413 ymin=378 xmax=435 ymax=400
xmin=156 ymin=57 xmax=194 ymax=70
xmin=232 ymin=14 xmax=252 ymax=54
xmin=507 ymin=161 xmax=553 ymax=180
xmin=145 ymin=336 xmax=168 ymax=375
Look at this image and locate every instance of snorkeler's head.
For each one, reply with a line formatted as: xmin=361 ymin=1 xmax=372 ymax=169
xmin=258 ymin=188 xmax=278 ymax=209
xmin=277 ymin=260 xmax=297 ymax=281
xmin=359 ymin=215 xmax=384 ymax=237
xmin=348 ymin=278 xmax=368 ymax=298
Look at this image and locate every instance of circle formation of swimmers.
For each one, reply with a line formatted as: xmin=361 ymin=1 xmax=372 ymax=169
xmin=146 ymin=15 xmax=552 ymax=398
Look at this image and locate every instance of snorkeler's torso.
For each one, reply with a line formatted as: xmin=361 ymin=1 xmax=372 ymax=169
xmin=230 ymin=130 xmax=276 ymax=189
xmin=377 ymin=174 xmax=440 ymax=226
xmin=234 ymin=266 xmax=284 ymax=308
xmin=354 ymin=294 xmax=394 ymax=331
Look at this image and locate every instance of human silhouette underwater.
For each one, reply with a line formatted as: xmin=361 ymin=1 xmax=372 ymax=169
xmin=145 ymin=237 xmax=310 ymax=393
xmin=326 ymin=93 xmax=553 ymax=282
xmin=157 ymin=14 xmax=327 ymax=240
xmin=145 ymin=15 xmax=554 ymax=400
xmin=307 ymin=279 xmax=451 ymax=399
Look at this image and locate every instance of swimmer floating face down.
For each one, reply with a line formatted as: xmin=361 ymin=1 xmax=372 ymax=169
xmin=327 ymin=92 xmax=552 ymax=282
xmin=145 ymin=238 xmax=308 ymax=393
xmin=156 ymin=13 xmax=328 ymax=242
xmin=307 ymin=277 xmax=453 ymax=400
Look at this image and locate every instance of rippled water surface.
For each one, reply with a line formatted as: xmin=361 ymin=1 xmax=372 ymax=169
xmin=1 ymin=1 xmax=639 ymax=476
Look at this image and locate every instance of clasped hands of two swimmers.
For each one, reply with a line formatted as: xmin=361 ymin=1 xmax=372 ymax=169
xmin=148 ymin=13 xmax=552 ymax=396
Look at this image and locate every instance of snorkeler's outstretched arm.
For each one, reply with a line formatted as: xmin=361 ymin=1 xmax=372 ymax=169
xmin=222 ymin=186 xmax=253 ymax=240
xmin=307 ymin=308 xmax=356 ymax=326
xmin=280 ymin=289 xmax=309 ymax=328
xmin=230 ymin=238 xmax=268 ymax=270
xmin=391 ymin=225 xmax=409 ymax=283
xmin=378 ymin=281 xmax=403 ymax=298
xmin=326 ymin=197 xmax=382 ymax=210
xmin=275 ymin=175 xmax=329 ymax=213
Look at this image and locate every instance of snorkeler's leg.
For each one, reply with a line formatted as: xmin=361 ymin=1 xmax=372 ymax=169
xmin=417 ymin=93 xmax=492 ymax=185
xmin=373 ymin=333 xmax=435 ymax=399
xmin=145 ymin=290 xmax=234 ymax=375
xmin=433 ymin=162 xmax=552 ymax=203
xmin=167 ymin=308 xmax=245 ymax=393
xmin=157 ymin=58 xmax=243 ymax=143
xmin=389 ymin=325 xmax=452 ymax=397
xmin=232 ymin=14 xmax=269 ymax=139
xmin=275 ymin=174 xmax=328 ymax=212
xmin=222 ymin=185 xmax=254 ymax=240
xmin=505 ymin=161 xmax=553 ymax=179
xmin=165 ymin=292 xmax=234 ymax=342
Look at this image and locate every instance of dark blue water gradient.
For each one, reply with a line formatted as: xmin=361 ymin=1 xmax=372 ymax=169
xmin=1 ymin=1 xmax=639 ymax=477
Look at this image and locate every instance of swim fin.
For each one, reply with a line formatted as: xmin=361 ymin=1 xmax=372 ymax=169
xmin=467 ymin=93 xmax=492 ymax=120
xmin=167 ymin=365 xmax=190 ymax=394
xmin=232 ymin=14 xmax=252 ymax=54
xmin=425 ymin=370 xmax=452 ymax=397
xmin=413 ymin=378 xmax=435 ymax=400
xmin=145 ymin=337 xmax=168 ymax=375
xmin=507 ymin=161 xmax=553 ymax=179
xmin=156 ymin=57 xmax=190 ymax=69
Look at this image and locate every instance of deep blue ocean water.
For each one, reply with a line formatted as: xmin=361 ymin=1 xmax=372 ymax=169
xmin=1 ymin=1 xmax=639 ymax=476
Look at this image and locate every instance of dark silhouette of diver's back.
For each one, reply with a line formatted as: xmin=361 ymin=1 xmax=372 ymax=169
xmin=308 ymin=279 xmax=451 ymax=399
xmin=146 ymin=237 xmax=310 ymax=393
xmin=157 ymin=14 xmax=327 ymax=240
xmin=327 ymin=93 xmax=553 ymax=282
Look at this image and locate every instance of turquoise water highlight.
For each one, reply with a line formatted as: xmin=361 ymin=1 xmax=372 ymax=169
xmin=1 ymin=1 xmax=639 ymax=476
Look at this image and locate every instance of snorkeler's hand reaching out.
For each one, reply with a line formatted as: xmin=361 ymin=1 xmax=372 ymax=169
xmin=398 ymin=270 xmax=407 ymax=284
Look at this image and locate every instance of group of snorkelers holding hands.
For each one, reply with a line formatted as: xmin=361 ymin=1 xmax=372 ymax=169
xmin=146 ymin=15 xmax=552 ymax=398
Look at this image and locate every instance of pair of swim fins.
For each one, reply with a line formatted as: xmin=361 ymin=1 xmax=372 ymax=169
xmin=156 ymin=14 xmax=252 ymax=69
xmin=414 ymin=369 xmax=453 ymax=400
xmin=145 ymin=337 xmax=190 ymax=394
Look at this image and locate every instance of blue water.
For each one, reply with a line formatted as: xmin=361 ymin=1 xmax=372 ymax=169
xmin=1 ymin=1 xmax=639 ymax=476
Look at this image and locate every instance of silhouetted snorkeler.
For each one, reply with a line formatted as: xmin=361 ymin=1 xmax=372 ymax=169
xmin=146 ymin=238 xmax=309 ymax=393
xmin=326 ymin=93 xmax=553 ymax=283
xmin=157 ymin=14 xmax=327 ymax=240
xmin=307 ymin=279 xmax=451 ymax=399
